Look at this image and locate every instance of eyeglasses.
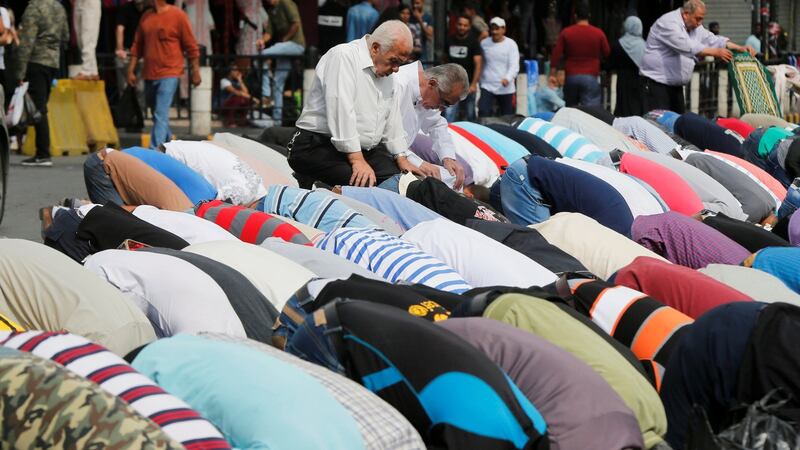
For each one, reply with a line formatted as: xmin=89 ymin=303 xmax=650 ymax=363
xmin=433 ymin=83 xmax=456 ymax=110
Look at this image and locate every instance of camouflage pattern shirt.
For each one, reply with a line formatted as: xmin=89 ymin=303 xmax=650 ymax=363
xmin=14 ymin=0 xmax=69 ymax=80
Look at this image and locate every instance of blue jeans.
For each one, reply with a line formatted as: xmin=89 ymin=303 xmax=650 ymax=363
xmin=444 ymin=91 xmax=477 ymax=122
xmin=278 ymin=294 xmax=346 ymax=374
xmin=564 ymin=74 xmax=601 ymax=107
xmin=478 ymin=88 xmax=514 ymax=117
xmin=377 ymin=174 xmax=401 ymax=193
xmin=83 ymin=153 xmax=124 ymax=205
xmin=145 ymin=77 xmax=179 ymax=149
xmin=261 ymin=41 xmax=305 ymax=122
xmin=777 ymin=181 xmax=800 ymax=219
xmin=499 ymin=158 xmax=551 ymax=225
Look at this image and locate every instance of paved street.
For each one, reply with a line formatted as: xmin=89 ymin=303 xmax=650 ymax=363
xmin=0 ymin=154 xmax=87 ymax=241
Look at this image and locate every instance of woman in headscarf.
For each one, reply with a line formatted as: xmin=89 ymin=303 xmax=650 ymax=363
xmin=608 ymin=16 xmax=646 ymax=116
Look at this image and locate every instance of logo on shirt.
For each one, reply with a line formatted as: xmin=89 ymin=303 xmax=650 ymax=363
xmin=408 ymin=300 xmax=451 ymax=321
xmin=318 ymin=15 xmax=344 ymax=27
xmin=474 ymin=206 xmax=501 ymax=222
xmin=449 ymin=45 xmax=469 ymax=59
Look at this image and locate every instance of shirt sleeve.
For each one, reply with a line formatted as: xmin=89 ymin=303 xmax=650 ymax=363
xmin=651 ymin=16 xmax=706 ymax=57
xmin=382 ymin=92 xmax=408 ymax=155
xmin=697 ymin=27 xmax=729 ymax=49
xmin=505 ymin=40 xmax=520 ymax=81
xmin=422 ymin=112 xmax=457 ymax=161
xmin=13 ymin=5 xmax=38 ymax=80
xmin=285 ymin=0 xmax=301 ymax=25
xmin=322 ymin=50 xmax=362 ymax=153
xmin=601 ymin=31 xmax=611 ymax=58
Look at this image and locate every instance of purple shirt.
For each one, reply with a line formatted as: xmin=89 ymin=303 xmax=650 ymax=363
xmin=631 ymin=212 xmax=751 ymax=269
xmin=437 ymin=318 xmax=645 ymax=450
xmin=789 ymin=209 xmax=800 ymax=246
xmin=640 ymin=8 xmax=729 ymax=86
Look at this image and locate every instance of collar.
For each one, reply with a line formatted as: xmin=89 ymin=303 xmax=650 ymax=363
xmin=356 ymin=36 xmax=376 ymax=71
xmin=410 ymin=61 xmax=423 ymax=106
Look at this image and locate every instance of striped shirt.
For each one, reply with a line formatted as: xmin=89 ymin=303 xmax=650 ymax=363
xmin=517 ymin=117 xmax=613 ymax=166
xmin=569 ymin=278 xmax=694 ymax=391
xmin=0 ymin=331 xmax=231 ymax=450
xmin=613 ymin=117 xmax=680 ymax=154
xmin=316 ymin=227 xmax=472 ymax=294
xmin=261 ymin=185 xmax=376 ymax=234
xmin=195 ymin=200 xmax=311 ymax=245
xmin=449 ymin=123 xmax=509 ymax=174
xmin=454 ymin=121 xmax=530 ymax=166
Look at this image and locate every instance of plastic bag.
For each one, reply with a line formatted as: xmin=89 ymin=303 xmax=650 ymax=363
xmin=5 ymin=82 xmax=41 ymax=133
xmin=689 ymin=390 xmax=800 ymax=450
xmin=717 ymin=390 xmax=800 ymax=450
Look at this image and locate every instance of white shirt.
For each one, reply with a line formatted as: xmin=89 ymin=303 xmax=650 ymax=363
xmin=530 ymin=212 xmax=669 ymax=280
xmin=552 ymin=108 xmax=641 ymax=153
xmin=212 ymin=132 xmax=297 ymax=187
xmin=402 ymin=218 xmax=558 ymax=288
xmin=295 ymin=37 xmax=406 ymax=154
xmin=447 ymin=126 xmax=500 ymax=187
xmin=554 ymin=158 xmax=667 ymax=218
xmin=132 ymin=205 xmax=238 ymax=245
xmin=83 ymin=250 xmax=247 ymax=338
xmin=480 ymin=36 xmax=520 ymax=95
xmin=184 ymin=241 xmax=315 ymax=310
xmin=164 ymin=140 xmax=267 ymax=206
xmin=394 ymin=62 xmax=456 ymax=161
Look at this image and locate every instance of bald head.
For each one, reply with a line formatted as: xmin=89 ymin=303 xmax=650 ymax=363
xmin=367 ymin=20 xmax=413 ymax=76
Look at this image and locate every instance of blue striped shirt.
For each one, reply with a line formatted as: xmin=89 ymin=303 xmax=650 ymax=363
xmin=316 ymin=227 xmax=472 ymax=294
xmin=260 ymin=185 xmax=376 ymax=233
xmin=517 ymin=118 xmax=613 ymax=167
xmin=455 ymin=121 xmax=530 ymax=165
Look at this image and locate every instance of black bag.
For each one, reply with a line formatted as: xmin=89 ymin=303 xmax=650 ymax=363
xmin=112 ymin=86 xmax=143 ymax=131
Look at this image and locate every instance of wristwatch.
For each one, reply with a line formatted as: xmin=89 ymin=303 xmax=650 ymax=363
xmin=393 ymin=151 xmax=410 ymax=160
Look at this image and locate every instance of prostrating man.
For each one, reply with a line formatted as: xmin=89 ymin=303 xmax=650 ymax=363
xmin=289 ymin=20 xmax=413 ymax=188
xmin=128 ymin=0 xmax=201 ymax=149
xmin=444 ymin=13 xmax=482 ymax=122
xmin=394 ymin=61 xmax=468 ymax=188
xmin=440 ymin=318 xmax=645 ymax=450
xmin=0 ymin=239 xmax=155 ymax=356
xmin=640 ymin=0 xmax=755 ymax=113
xmin=16 ymin=0 xmax=69 ymax=166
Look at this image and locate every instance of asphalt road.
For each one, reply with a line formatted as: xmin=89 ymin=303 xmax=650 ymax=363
xmin=0 ymin=154 xmax=88 ymax=241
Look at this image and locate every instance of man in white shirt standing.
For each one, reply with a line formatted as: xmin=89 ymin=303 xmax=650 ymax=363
xmin=478 ymin=17 xmax=519 ymax=117
xmin=289 ymin=20 xmax=413 ymax=188
xmin=394 ymin=61 xmax=469 ymax=189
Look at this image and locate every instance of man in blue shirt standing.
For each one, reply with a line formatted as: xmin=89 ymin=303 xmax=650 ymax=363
xmin=346 ymin=0 xmax=379 ymax=42
xmin=639 ymin=0 xmax=754 ymax=113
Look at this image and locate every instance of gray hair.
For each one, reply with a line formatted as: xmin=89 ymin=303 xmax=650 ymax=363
xmin=682 ymin=0 xmax=706 ymax=13
xmin=368 ymin=20 xmax=413 ymax=52
xmin=425 ymin=64 xmax=469 ymax=101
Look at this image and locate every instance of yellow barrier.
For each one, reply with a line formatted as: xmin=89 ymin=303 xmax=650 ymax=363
xmin=22 ymin=79 xmax=118 ymax=157
xmin=785 ymin=113 xmax=800 ymax=124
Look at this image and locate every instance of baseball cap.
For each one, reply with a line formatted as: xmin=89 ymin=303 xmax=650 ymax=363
xmin=490 ymin=17 xmax=506 ymax=28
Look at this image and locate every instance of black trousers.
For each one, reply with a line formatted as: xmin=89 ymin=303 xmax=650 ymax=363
xmin=26 ymin=63 xmax=57 ymax=159
xmin=287 ymin=128 xmax=399 ymax=188
xmin=643 ymin=77 xmax=686 ymax=114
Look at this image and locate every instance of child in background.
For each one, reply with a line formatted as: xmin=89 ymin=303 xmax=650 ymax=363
xmin=536 ymin=70 xmax=566 ymax=113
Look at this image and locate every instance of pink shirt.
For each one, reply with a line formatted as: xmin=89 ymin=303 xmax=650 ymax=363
xmin=619 ymin=152 xmax=704 ymax=216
